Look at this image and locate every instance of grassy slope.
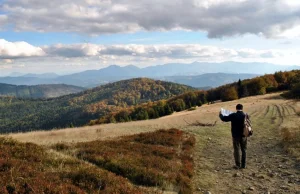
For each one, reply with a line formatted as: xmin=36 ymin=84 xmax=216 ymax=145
xmin=0 ymin=138 xmax=142 ymax=193
xmin=0 ymin=78 xmax=194 ymax=133
xmin=0 ymin=129 xmax=195 ymax=194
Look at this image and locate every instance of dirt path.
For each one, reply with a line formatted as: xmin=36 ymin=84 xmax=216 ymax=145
xmin=191 ymin=102 xmax=300 ymax=194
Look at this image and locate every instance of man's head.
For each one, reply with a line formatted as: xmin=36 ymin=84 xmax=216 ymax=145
xmin=236 ymin=104 xmax=243 ymax=111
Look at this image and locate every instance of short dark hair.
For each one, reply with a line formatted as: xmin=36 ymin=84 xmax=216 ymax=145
xmin=236 ymin=104 xmax=243 ymax=110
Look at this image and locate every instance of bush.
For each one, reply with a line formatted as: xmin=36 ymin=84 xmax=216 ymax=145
xmin=188 ymin=107 xmax=197 ymax=111
xmin=290 ymin=83 xmax=300 ymax=98
xmin=0 ymin=138 xmax=142 ymax=193
xmin=170 ymin=99 xmax=186 ymax=112
xmin=282 ymin=83 xmax=300 ymax=99
xmin=221 ymin=87 xmax=238 ymax=102
xmin=58 ymin=129 xmax=195 ymax=193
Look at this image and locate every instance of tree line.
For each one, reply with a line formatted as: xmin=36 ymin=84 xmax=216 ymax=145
xmin=90 ymin=70 xmax=300 ymax=125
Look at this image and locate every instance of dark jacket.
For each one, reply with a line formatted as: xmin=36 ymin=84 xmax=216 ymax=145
xmin=219 ymin=111 xmax=248 ymax=138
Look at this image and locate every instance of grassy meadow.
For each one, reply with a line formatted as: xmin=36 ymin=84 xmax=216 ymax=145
xmin=2 ymin=92 xmax=300 ymax=193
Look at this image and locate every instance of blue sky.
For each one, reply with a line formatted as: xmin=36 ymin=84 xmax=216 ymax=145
xmin=0 ymin=31 xmax=211 ymax=46
xmin=1 ymin=30 xmax=297 ymax=50
xmin=1 ymin=0 xmax=300 ymax=75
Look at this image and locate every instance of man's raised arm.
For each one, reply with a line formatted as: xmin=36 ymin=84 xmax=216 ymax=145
xmin=219 ymin=112 xmax=232 ymax=122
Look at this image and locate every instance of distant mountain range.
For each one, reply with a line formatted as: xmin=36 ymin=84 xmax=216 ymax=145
xmin=0 ymin=62 xmax=298 ymax=88
xmin=163 ymin=73 xmax=258 ymax=88
xmin=0 ymin=83 xmax=84 ymax=99
xmin=21 ymin=73 xmax=59 ymax=79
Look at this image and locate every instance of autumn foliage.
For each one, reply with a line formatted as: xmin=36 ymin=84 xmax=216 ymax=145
xmin=0 ymin=78 xmax=193 ymax=133
xmin=54 ymin=129 xmax=196 ymax=193
xmin=0 ymin=138 xmax=144 ymax=193
xmin=91 ymin=70 xmax=300 ymax=125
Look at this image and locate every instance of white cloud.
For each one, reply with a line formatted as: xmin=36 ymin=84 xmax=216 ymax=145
xmin=3 ymin=59 xmax=13 ymax=63
xmin=43 ymin=43 xmax=287 ymax=62
xmin=0 ymin=39 xmax=294 ymax=64
xmin=0 ymin=39 xmax=45 ymax=58
xmin=279 ymin=25 xmax=300 ymax=38
xmin=0 ymin=38 xmax=298 ymax=70
xmin=44 ymin=43 xmax=99 ymax=58
xmin=1 ymin=0 xmax=300 ymax=38
xmin=0 ymin=65 xmax=13 ymax=69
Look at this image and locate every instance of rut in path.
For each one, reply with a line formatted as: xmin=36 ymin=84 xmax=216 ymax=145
xmin=191 ymin=103 xmax=300 ymax=194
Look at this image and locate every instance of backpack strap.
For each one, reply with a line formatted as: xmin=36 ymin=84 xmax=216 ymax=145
xmin=245 ymin=113 xmax=252 ymax=127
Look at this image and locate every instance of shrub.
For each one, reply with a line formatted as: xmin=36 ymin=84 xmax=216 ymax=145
xmin=0 ymin=137 xmax=143 ymax=193
xmin=188 ymin=107 xmax=197 ymax=111
xmin=221 ymin=87 xmax=238 ymax=102
xmin=170 ymin=99 xmax=186 ymax=112
xmin=55 ymin=129 xmax=195 ymax=193
xmin=290 ymin=83 xmax=300 ymax=98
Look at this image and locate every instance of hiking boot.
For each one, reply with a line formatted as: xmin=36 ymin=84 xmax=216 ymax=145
xmin=233 ymin=165 xmax=240 ymax=169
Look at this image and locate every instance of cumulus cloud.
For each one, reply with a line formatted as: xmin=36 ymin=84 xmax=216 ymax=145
xmin=2 ymin=59 xmax=14 ymax=63
xmin=0 ymin=15 xmax=8 ymax=27
xmin=43 ymin=43 xmax=286 ymax=61
xmin=0 ymin=38 xmax=289 ymax=62
xmin=44 ymin=44 xmax=99 ymax=58
xmin=0 ymin=39 xmax=45 ymax=59
xmin=0 ymin=38 xmax=293 ymax=66
xmin=1 ymin=0 xmax=300 ymax=38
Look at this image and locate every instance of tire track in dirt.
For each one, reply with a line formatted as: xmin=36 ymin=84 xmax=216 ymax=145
xmin=263 ymin=105 xmax=270 ymax=118
xmin=283 ymin=104 xmax=292 ymax=116
xmin=249 ymin=105 xmax=268 ymax=119
xmin=284 ymin=103 xmax=297 ymax=116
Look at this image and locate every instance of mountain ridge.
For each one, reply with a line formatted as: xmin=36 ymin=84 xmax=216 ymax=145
xmin=0 ymin=83 xmax=85 ymax=99
xmin=0 ymin=62 xmax=298 ymax=87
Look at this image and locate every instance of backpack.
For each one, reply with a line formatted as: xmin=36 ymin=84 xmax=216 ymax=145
xmin=243 ymin=114 xmax=253 ymax=137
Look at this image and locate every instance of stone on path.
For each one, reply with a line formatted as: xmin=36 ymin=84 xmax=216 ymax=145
xmin=257 ymin=174 xmax=265 ymax=179
xmin=233 ymin=172 xmax=241 ymax=177
xmin=249 ymin=186 xmax=255 ymax=191
xmin=280 ymin=185 xmax=289 ymax=190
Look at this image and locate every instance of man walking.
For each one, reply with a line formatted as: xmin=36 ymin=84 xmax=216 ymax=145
xmin=219 ymin=104 xmax=249 ymax=169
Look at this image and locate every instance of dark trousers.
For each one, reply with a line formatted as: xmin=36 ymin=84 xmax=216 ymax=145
xmin=232 ymin=137 xmax=247 ymax=167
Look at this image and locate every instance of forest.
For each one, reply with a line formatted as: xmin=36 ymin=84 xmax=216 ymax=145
xmin=0 ymin=78 xmax=193 ymax=133
xmin=0 ymin=83 xmax=84 ymax=98
xmin=90 ymin=70 xmax=300 ymax=125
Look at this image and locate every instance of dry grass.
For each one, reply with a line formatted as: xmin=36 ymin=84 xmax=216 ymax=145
xmin=7 ymin=93 xmax=285 ymax=146
xmin=280 ymin=100 xmax=300 ymax=161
